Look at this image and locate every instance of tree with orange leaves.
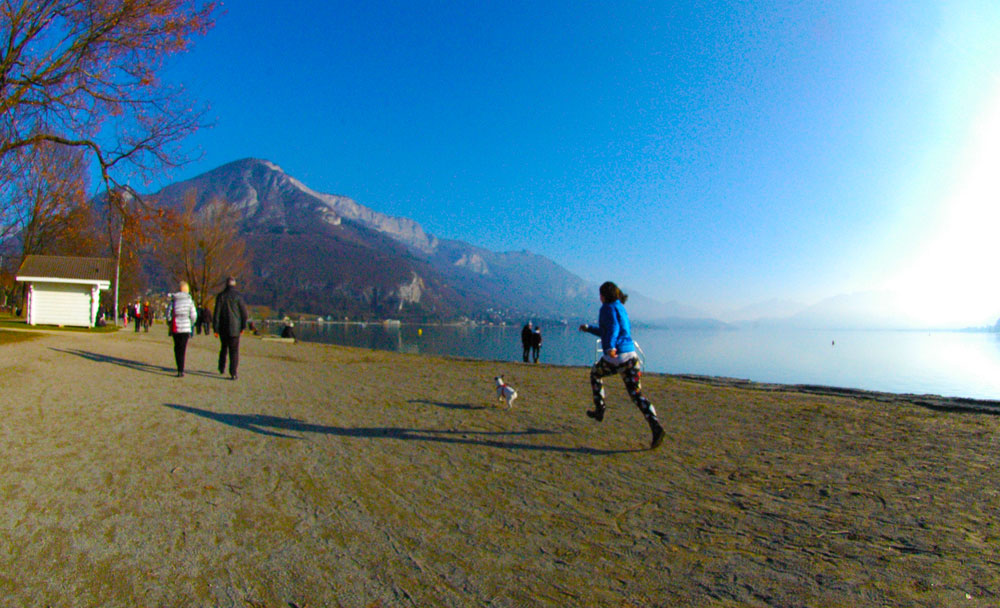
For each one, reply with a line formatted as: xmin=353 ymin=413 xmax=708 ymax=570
xmin=156 ymin=191 xmax=248 ymax=310
xmin=7 ymin=142 xmax=92 ymax=257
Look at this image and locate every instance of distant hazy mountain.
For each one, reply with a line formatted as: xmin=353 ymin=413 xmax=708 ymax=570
xmin=724 ymin=298 xmax=808 ymax=324
xmin=622 ymin=291 xmax=728 ymax=328
xmin=149 ymin=158 xmax=601 ymax=320
xmin=780 ymin=290 xmax=920 ymax=329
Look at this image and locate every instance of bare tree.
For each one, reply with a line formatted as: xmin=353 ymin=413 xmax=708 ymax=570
xmin=8 ymin=141 xmax=89 ymax=258
xmin=0 ymin=0 xmax=217 ymax=321
xmin=158 ymin=192 xmax=247 ymax=308
xmin=0 ymin=0 xmax=216 ymax=189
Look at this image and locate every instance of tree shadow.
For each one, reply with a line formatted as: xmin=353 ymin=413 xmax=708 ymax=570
xmin=52 ymin=348 xmax=222 ymax=379
xmin=163 ymin=403 xmax=643 ymax=455
xmin=407 ymin=399 xmax=487 ymax=411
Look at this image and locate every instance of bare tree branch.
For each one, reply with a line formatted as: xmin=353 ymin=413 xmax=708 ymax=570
xmin=0 ymin=0 xmax=216 ymax=195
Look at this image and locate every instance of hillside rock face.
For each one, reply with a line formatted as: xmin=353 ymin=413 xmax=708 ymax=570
xmin=150 ymin=158 xmax=594 ymax=321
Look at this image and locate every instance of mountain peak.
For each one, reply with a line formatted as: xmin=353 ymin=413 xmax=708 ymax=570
xmin=147 ymin=158 xmax=606 ymax=321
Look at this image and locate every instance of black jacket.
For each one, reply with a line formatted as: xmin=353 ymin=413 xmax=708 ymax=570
xmin=521 ymin=325 xmax=533 ymax=347
xmin=213 ymin=286 xmax=248 ymax=337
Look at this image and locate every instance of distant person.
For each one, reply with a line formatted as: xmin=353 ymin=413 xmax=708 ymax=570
xmin=531 ymin=325 xmax=542 ymax=363
xmin=213 ymin=276 xmax=249 ymax=380
xmin=142 ymin=301 xmax=152 ymax=332
xmin=133 ymin=302 xmax=142 ymax=332
xmin=192 ymin=304 xmax=202 ymax=335
xmin=280 ymin=321 xmax=296 ymax=340
xmin=198 ymin=305 xmax=212 ymax=335
xmin=579 ymin=281 xmax=664 ymax=449
xmin=521 ymin=321 xmax=533 ymax=362
xmin=167 ymin=281 xmax=198 ymax=377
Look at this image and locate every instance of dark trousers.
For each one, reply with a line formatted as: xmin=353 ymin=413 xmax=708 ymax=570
xmin=218 ymin=334 xmax=240 ymax=376
xmin=172 ymin=332 xmax=190 ymax=373
xmin=522 ymin=345 xmax=531 ymax=362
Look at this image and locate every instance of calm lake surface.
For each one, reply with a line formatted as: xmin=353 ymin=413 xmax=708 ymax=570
xmin=281 ymin=323 xmax=1000 ymax=400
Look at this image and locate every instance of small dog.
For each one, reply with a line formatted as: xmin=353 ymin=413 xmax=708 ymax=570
xmin=494 ymin=376 xmax=518 ymax=409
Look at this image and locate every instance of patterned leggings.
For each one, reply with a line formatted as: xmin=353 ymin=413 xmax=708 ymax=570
xmin=590 ymin=356 xmax=658 ymax=421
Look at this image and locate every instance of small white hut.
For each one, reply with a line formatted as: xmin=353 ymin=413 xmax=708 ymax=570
xmin=15 ymin=255 xmax=114 ymax=328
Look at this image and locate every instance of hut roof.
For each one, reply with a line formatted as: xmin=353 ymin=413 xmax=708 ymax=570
xmin=16 ymin=255 xmax=115 ymax=283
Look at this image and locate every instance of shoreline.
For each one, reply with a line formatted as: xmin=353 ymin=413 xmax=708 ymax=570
xmin=670 ymin=373 xmax=1000 ymax=415
xmin=253 ymin=324 xmax=1000 ymax=414
xmin=272 ymin=321 xmax=1000 ymax=402
xmin=7 ymin=322 xmax=1000 ymax=414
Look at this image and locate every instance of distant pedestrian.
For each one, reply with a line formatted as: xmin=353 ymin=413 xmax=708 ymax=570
xmin=213 ymin=276 xmax=248 ymax=380
xmin=531 ymin=325 xmax=542 ymax=363
xmin=167 ymin=282 xmax=198 ymax=377
xmin=142 ymin=301 xmax=152 ymax=332
xmin=133 ymin=302 xmax=141 ymax=332
xmin=579 ymin=281 xmax=664 ymax=449
xmin=198 ymin=305 xmax=212 ymax=335
xmin=521 ymin=321 xmax=533 ymax=362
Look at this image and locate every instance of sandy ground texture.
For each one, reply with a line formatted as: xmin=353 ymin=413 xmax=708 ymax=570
xmin=1 ymin=327 xmax=999 ymax=607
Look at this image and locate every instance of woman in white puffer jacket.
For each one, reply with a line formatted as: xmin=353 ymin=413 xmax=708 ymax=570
xmin=168 ymin=281 xmax=198 ymax=377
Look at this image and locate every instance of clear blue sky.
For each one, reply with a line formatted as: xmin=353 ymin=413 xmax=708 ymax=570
xmin=157 ymin=1 xmax=1000 ymax=324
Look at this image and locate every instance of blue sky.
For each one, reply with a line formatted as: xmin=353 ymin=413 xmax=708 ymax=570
xmin=156 ymin=1 xmax=1000 ymax=325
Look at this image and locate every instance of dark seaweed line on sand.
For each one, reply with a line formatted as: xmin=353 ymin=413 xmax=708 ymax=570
xmin=671 ymin=374 xmax=1000 ymax=415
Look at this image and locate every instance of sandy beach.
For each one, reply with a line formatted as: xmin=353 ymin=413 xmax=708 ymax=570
xmin=1 ymin=327 xmax=998 ymax=607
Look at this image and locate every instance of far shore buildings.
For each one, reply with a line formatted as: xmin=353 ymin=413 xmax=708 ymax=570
xmin=15 ymin=255 xmax=114 ymax=328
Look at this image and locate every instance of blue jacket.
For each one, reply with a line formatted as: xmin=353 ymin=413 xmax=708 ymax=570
xmin=583 ymin=300 xmax=636 ymax=355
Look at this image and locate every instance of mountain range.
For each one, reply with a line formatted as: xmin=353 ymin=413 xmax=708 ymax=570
xmin=148 ymin=159 xmax=634 ymax=322
xmin=154 ymin=159 xmax=942 ymax=328
xmin=5 ymin=155 xmax=983 ymax=329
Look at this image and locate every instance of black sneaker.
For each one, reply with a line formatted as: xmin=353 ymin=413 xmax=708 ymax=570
xmin=650 ymin=424 xmax=665 ymax=450
xmin=586 ymin=408 xmax=604 ymax=422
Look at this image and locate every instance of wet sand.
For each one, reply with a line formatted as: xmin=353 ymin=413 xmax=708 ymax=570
xmin=1 ymin=328 xmax=998 ymax=607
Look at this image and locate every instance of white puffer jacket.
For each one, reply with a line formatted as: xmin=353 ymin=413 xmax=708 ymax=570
xmin=168 ymin=291 xmax=198 ymax=334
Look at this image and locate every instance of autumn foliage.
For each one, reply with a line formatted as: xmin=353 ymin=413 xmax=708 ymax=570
xmin=156 ymin=192 xmax=248 ymax=308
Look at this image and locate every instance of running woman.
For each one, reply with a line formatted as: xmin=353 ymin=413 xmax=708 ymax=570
xmin=579 ymin=281 xmax=665 ymax=449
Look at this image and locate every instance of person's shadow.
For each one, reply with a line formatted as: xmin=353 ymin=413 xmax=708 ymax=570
xmin=163 ymin=403 xmax=643 ymax=455
xmin=52 ymin=348 xmax=221 ymax=379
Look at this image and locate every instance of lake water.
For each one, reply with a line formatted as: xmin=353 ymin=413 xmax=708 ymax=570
xmin=279 ymin=323 xmax=1000 ymax=401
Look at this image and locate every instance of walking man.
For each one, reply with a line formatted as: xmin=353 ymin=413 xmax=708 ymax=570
xmin=520 ymin=321 xmax=533 ymax=363
xmin=531 ymin=325 xmax=542 ymax=363
xmin=213 ymin=277 xmax=248 ymax=380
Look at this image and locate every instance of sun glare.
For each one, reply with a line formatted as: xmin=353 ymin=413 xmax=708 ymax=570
xmin=889 ymin=83 xmax=1000 ymax=327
